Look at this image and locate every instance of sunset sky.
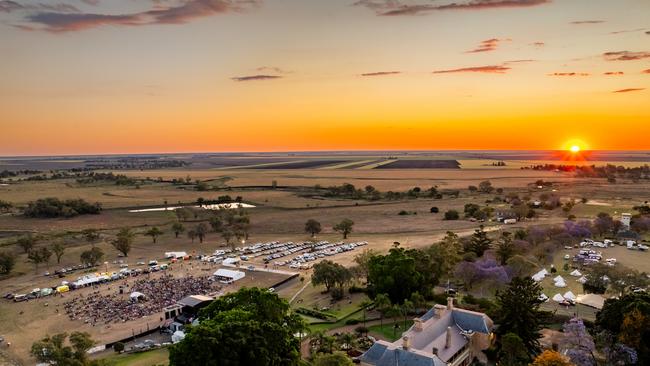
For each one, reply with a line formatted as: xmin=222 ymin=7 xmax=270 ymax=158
xmin=1 ymin=0 xmax=649 ymax=155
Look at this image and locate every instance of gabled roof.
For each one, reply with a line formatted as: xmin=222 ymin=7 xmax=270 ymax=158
xmin=360 ymin=342 xmax=445 ymax=366
xmin=452 ymin=309 xmax=491 ymax=334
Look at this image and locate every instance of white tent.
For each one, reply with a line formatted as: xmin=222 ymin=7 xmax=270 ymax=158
xmin=554 ymin=275 xmax=564 ymax=282
xmin=171 ymin=330 xmax=186 ymax=344
xmin=532 ymin=269 xmax=548 ymax=282
xmin=165 ymin=251 xmax=187 ymax=259
xmin=576 ymin=293 xmax=606 ymax=309
xmin=554 ymin=276 xmax=567 ymax=287
xmin=577 ymin=276 xmax=588 ymax=284
xmin=213 ymin=268 xmax=245 ymax=283
xmin=570 ymin=270 xmax=582 ymax=277
xmin=563 ymin=291 xmax=576 ymax=300
xmin=130 ymin=291 xmax=145 ymax=300
xmin=539 ymin=293 xmax=549 ymax=302
xmin=223 ymin=257 xmax=240 ymax=266
xmin=552 ymin=293 xmax=565 ymax=302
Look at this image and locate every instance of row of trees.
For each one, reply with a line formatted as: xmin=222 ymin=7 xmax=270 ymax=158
xmin=24 ymin=197 xmax=101 ymax=218
xmin=319 ymin=183 xmax=446 ymax=201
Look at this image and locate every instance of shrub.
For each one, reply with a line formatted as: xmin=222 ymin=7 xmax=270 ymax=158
xmin=24 ymin=198 xmax=101 ymax=218
xmin=113 ymin=342 xmax=125 ymax=353
xmin=430 ymin=207 xmax=439 ymax=213
xmin=348 ymin=285 xmax=367 ymax=294
xmin=295 ymin=307 xmax=332 ymax=320
xmin=331 ymin=287 xmax=344 ymax=301
xmin=398 ymin=210 xmax=409 ymax=216
xmin=444 ymin=210 xmax=460 ymax=220
xmin=345 ymin=319 xmax=360 ymax=325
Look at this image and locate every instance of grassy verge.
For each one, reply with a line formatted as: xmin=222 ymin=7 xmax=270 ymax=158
xmin=368 ymin=320 xmax=414 ymax=342
xmin=101 ymin=348 xmax=169 ymax=366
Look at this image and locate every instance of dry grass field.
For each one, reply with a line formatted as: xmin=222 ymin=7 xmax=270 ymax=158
xmin=1 ymin=154 xmax=650 ymax=364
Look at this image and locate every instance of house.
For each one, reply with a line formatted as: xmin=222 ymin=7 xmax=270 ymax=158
xmin=360 ymin=298 xmax=493 ymax=366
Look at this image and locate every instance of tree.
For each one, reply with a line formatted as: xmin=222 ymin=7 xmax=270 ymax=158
xmin=82 ymin=229 xmax=100 ymax=246
xmin=209 ymin=216 xmax=223 ymax=232
xmin=304 ymin=219 xmax=322 ymax=237
xmin=352 ymin=248 xmax=378 ymax=282
xmin=113 ymin=342 xmax=125 ymax=353
xmin=111 ymin=228 xmax=134 ymax=257
xmin=312 ymin=260 xmax=351 ymax=294
xmin=530 ymin=350 xmax=574 ymax=366
xmin=468 ymin=225 xmax=492 ymax=257
xmin=0 ymin=251 xmax=16 ymax=275
xmin=499 ymin=333 xmax=529 ymax=366
xmin=80 ymin=247 xmax=104 ymax=266
xmin=313 ymin=351 xmax=353 ymax=366
xmin=468 ymin=185 xmax=478 ymax=193
xmin=594 ymin=212 xmax=615 ymax=237
xmin=444 ymin=210 xmax=459 ymax=220
xmin=478 ymin=180 xmax=494 ymax=193
xmin=495 ymin=277 xmax=550 ymax=360
xmin=496 ymin=231 xmax=515 ymax=265
xmin=28 ymin=247 xmax=51 ymax=270
xmin=561 ymin=317 xmax=595 ymax=366
xmin=169 ymin=287 xmax=304 ymax=366
xmin=17 ymin=235 xmax=36 ymax=254
xmin=172 ymin=222 xmax=185 ymax=238
xmin=144 ymin=226 xmax=163 ymax=243
xmin=374 ymin=293 xmax=391 ymax=328
xmin=367 ymin=248 xmax=425 ymax=304
xmin=30 ymin=332 xmax=95 ymax=366
xmin=195 ymin=223 xmax=208 ymax=243
xmin=187 ymin=229 xmax=197 ymax=243
xmin=52 ymin=242 xmax=65 ymax=264
xmin=400 ymin=299 xmax=414 ymax=329
xmin=333 ymin=219 xmax=354 ymax=239
xmin=222 ymin=228 xmax=234 ymax=249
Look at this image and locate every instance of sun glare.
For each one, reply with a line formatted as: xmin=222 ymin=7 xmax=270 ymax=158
xmin=570 ymin=145 xmax=581 ymax=153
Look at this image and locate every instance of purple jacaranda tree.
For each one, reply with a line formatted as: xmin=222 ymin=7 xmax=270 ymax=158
xmin=560 ymin=317 xmax=596 ymax=366
xmin=454 ymin=258 xmax=509 ymax=294
xmin=565 ymin=220 xmax=593 ymax=239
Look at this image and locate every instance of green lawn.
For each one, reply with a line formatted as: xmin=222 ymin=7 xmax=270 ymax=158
xmin=368 ymin=320 xmax=414 ymax=342
xmin=102 ymin=348 xmax=169 ymax=366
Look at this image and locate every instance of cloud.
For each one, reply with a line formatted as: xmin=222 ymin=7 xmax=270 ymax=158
xmin=504 ymin=59 xmax=536 ymax=64
xmin=643 ymin=69 xmax=650 ymax=74
xmin=256 ymin=66 xmax=290 ymax=74
xmin=231 ymin=74 xmax=282 ymax=82
xmin=360 ymin=71 xmax=401 ymax=76
xmin=466 ymin=38 xmax=510 ymax=53
xmin=530 ymin=41 xmax=545 ymax=47
xmin=570 ymin=20 xmax=605 ymax=25
xmin=432 ymin=65 xmax=510 ymax=74
xmin=603 ymin=71 xmax=624 ymax=75
xmin=613 ymin=88 xmax=645 ymax=93
xmin=610 ymin=28 xmax=647 ymax=35
xmin=0 ymin=0 xmax=79 ymax=13
xmin=547 ymin=72 xmax=590 ymax=76
xmin=81 ymin=0 xmax=100 ymax=5
xmin=603 ymin=51 xmax=650 ymax=61
xmin=16 ymin=0 xmax=260 ymax=32
xmin=354 ymin=0 xmax=550 ymax=16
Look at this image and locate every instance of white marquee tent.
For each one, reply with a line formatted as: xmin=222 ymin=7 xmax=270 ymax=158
xmin=552 ymin=293 xmax=565 ymax=302
xmin=532 ymin=269 xmax=548 ymax=282
xmin=570 ymin=270 xmax=582 ymax=277
xmin=563 ymin=291 xmax=576 ymax=301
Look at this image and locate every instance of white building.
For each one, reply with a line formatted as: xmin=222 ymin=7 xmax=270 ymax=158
xmin=213 ymin=268 xmax=245 ymax=283
xmin=360 ymin=298 xmax=493 ymax=366
xmin=621 ymin=213 xmax=631 ymax=229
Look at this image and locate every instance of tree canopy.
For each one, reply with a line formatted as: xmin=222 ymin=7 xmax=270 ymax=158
xmin=169 ymin=287 xmax=304 ymax=366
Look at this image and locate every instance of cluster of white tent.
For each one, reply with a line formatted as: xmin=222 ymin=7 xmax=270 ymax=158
xmin=553 ymin=275 xmax=567 ymax=288
xmin=532 ymin=269 xmax=591 ymax=287
xmin=539 ymin=291 xmax=576 ymax=303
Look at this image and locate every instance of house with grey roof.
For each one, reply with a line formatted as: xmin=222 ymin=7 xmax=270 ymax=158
xmin=360 ymin=298 xmax=493 ymax=366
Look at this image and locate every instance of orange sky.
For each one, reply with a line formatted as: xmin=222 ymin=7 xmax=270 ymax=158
xmin=1 ymin=0 xmax=649 ymax=155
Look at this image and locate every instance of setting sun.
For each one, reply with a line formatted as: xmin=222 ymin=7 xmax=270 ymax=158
xmin=570 ymin=145 xmax=581 ymax=153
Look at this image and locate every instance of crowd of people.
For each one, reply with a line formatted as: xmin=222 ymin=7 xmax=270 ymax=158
xmin=62 ymin=274 xmax=219 ymax=325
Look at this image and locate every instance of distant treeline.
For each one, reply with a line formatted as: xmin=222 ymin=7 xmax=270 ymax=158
xmin=0 ymin=169 xmax=42 ymax=178
xmin=523 ymin=164 xmax=650 ymax=181
xmin=314 ymin=183 xmax=457 ymax=201
xmin=24 ymin=198 xmax=102 ymax=218
xmin=84 ymin=158 xmax=189 ymax=170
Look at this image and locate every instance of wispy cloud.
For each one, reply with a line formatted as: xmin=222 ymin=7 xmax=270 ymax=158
xmin=642 ymin=69 xmax=650 ymax=74
xmin=613 ymin=88 xmax=645 ymax=93
xmin=603 ymin=51 xmax=650 ymax=61
xmin=466 ymin=38 xmax=510 ymax=53
xmin=530 ymin=41 xmax=545 ymax=47
xmin=603 ymin=71 xmax=624 ymax=75
xmin=231 ymin=74 xmax=282 ymax=82
xmin=354 ymin=0 xmax=550 ymax=16
xmin=504 ymin=59 xmax=536 ymax=64
xmin=360 ymin=71 xmax=401 ymax=76
xmin=610 ymin=28 xmax=647 ymax=35
xmin=256 ymin=66 xmax=290 ymax=74
xmin=432 ymin=65 xmax=510 ymax=74
xmin=548 ymin=72 xmax=590 ymax=76
xmin=13 ymin=0 xmax=260 ymax=32
xmin=570 ymin=20 xmax=605 ymax=25
xmin=0 ymin=0 xmax=79 ymax=13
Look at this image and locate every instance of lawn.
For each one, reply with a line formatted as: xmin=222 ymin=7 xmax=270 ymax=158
xmin=368 ymin=320 xmax=414 ymax=342
xmin=102 ymin=348 xmax=169 ymax=366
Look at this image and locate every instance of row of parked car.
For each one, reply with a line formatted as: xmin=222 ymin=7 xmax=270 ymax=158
xmin=280 ymin=241 xmax=368 ymax=269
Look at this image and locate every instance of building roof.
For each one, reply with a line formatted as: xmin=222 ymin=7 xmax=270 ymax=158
xmin=177 ymin=294 xmax=214 ymax=308
xmin=361 ymin=302 xmax=493 ymax=366
xmin=213 ymin=268 xmax=245 ymax=279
